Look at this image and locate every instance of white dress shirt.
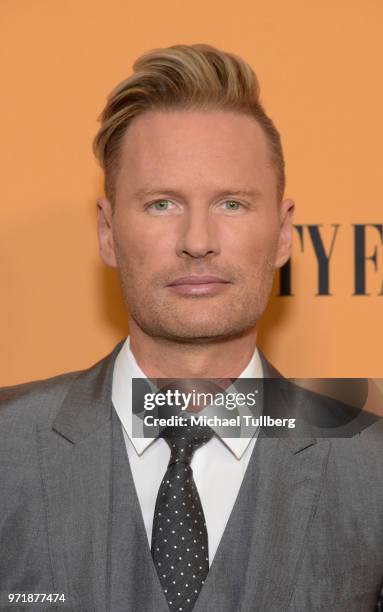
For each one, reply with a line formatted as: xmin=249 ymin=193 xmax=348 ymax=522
xmin=112 ymin=337 xmax=263 ymax=565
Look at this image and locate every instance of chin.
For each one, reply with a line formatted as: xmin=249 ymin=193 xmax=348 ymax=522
xmin=129 ymin=292 xmax=269 ymax=342
xmin=137 ymin=314 xmax=259 ymax=343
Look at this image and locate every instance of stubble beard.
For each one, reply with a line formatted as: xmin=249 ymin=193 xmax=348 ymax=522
xmin=116 ymin=256 xmax=277 ymax=345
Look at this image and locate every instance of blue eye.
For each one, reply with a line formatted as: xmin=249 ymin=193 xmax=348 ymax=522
xmin=223 ymin=200 xmax=241 ymax=210
xmin=152 ymin=199 xmax=171 ymax=210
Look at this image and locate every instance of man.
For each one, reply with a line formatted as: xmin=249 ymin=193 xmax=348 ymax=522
xmin=1 ymin=44 xmax=383 ymax=612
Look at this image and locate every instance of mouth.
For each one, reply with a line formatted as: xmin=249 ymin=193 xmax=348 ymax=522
xmin=166 ymin=275 xmax=232 ymax=297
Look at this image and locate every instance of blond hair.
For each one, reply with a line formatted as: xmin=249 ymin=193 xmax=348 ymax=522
xmin=93 ymin=44 xmax=285 ymax=203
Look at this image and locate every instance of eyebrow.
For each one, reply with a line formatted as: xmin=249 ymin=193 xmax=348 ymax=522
xmin=132 ymin=187 xmax=263 ymax=200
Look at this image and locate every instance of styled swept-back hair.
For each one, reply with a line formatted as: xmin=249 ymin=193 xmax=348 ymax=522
xmin=93 ymin=44 xmax=285 ymax=203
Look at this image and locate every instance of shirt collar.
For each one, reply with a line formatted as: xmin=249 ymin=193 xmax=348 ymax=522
xmin=112 ymin=337 xmax=263 ymax=459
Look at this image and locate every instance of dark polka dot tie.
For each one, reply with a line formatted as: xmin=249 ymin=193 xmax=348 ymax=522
xmin=151 ymin=423 xmax=214 ymax=612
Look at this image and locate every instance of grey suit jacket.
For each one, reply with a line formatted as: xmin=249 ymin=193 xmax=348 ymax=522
xmin=1 ymin=340 xmax=383 ymax=612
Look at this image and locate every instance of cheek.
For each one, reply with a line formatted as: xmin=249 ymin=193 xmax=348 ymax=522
xmin=224 ymin=217 xmax=279 ymax=259
xmin=113 ymin=215 xmax=175 ymax=271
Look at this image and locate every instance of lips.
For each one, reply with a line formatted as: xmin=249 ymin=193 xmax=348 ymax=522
xmin=166 ymin=275 xmax=232 ymax=297
xmin=168 ymin=275 xmax=230 ymax=286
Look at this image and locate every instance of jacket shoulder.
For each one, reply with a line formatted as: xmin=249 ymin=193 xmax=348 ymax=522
xmin=0 ymin=369 xmax=84 ymax=427
xmin=0 ymin=340 xmax=124 ymax=432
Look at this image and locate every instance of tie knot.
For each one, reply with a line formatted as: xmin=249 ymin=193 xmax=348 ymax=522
xmin=161 ymin=423 xmax=214 ymax=466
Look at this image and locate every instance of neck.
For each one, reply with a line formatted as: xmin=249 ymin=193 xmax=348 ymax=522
xmin=128 ymin=321 xmax=258 ymax=378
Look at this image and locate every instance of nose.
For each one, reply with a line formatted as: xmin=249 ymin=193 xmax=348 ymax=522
xmin=176 ymin=208 xmax=220 ymax=259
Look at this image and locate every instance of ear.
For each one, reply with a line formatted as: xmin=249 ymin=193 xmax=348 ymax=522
xmin=274 ymin=198 xmax=295 ymax=268
xmin=96 ymin=197 xmax=118 ymax=268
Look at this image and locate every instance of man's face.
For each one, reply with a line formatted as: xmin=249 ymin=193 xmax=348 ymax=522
xmin=97 ymin=109 xmax=293 ymax=341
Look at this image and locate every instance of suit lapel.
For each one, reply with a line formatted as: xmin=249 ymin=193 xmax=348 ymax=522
xmin=195 ymin=356 xmax=331 ymax=610
xmin=37 ymin=342 xmax=123 ymax=610
xmin=251 ymin=351 xmax=331 ymax=607
xmin=193 ymin=436 xmax=331 ymax=610
xmin=242 ymin=435 xmax=330 ymax=609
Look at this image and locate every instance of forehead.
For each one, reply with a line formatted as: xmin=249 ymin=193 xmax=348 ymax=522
xmin=115 ymin=109 xmax=276 ymax=196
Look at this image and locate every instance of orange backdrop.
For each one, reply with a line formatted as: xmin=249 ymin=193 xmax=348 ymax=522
xmin=1 ymin=0 xmax=382 ymax=385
